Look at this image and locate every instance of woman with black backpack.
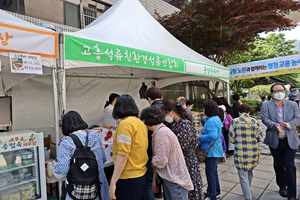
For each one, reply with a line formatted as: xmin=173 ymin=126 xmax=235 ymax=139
xmin=54 ymin=111 xmax=110 ymax=200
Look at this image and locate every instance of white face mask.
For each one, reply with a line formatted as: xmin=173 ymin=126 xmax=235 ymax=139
xmin=274 ymin=92 xmax=285 ymax=100
xmin=165 ymin=115 xmax=174 ymax=123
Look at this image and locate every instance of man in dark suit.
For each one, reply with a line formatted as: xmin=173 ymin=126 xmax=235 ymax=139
xmin=261 ymin=83 xmax=300 ymax=200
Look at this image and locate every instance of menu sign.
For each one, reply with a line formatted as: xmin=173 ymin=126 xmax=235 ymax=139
xmin=10 ymin=53 xmax=42 ymax=74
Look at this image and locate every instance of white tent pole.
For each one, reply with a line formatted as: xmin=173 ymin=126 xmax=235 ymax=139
xmin=57 ymin=33 xmax=66 ymax=199
xmin=51 ymin=67 xmax=60 ymax=153
xmin=59 ymin=33 xmax=67 ymax=112
xmin=227 ymin=82 xmax=231 ymax=105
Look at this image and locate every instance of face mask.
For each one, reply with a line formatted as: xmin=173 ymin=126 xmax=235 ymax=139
xmin=165 ymin=115 xmax=173 ymax=123
xmin=274 ymin=92 xmax=285 ymax=100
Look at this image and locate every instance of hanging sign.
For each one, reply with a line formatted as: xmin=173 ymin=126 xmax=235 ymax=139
xmin=0 ymin=23 xmax=58 ymax=58
xmin=10 ymin=53 xmax=42 ymax=74
xmin=228 ymin=54 xmax=300 ymax=80
xmin=64 ymin=35 xmax=230 ymax=79
xmin=0 ymin=133 xmax=38 ymax=153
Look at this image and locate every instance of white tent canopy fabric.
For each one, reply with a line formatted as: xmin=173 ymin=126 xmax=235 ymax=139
xmin=0 ymin=10 xmax=58 ymax=134
xmin=0 ymin=9 xmax=40 ymax=28
xmin=0 ymin=9 xmax=57 ymax=94
xmin=64 ymin=0 xmax=230 ymax=86
xmin=62 ymin=0 xmax=230 ymax=127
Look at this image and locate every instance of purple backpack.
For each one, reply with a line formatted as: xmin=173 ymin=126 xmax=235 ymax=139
xmin=221 ymin=108 xmax=233 ymax=131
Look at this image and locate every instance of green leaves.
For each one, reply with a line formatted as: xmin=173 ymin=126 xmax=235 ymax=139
xmin=155 ymin=0 xmax=300 ymax=66
xmin=230 ymin=33 xmax=299 ymax=65
xmin=250 ymin=84 xmax=273 ymax=97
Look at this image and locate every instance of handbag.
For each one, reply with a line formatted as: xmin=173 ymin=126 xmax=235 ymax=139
xmin=195 ymin=137 xmax=218 ymax=163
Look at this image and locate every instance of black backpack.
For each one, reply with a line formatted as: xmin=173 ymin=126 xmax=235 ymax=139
xmin=66 ymin=131 xmax=101 ymax=200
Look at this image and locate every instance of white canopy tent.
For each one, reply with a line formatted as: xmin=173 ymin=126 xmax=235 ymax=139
xmin=0 ymin=10 xmax=60 ymax=144
xmin=62 ymin=0 xmax=230 ymax=126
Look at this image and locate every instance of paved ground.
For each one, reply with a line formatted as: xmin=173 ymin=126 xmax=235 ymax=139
xmin=156 ymin=119 xmax=300 ymax=200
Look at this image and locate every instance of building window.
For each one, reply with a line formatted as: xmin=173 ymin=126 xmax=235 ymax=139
xmin=64 ymin=2 xmax=80 ymax=28
xmin=82 ymin=8 xmax=96 ymax=28
xmin=0 ymin=0 xmax=25 ymax=14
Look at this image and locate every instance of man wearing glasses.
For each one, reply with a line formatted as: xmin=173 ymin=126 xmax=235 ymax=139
xmin=261 ymin=83 xmax=300 ymax=200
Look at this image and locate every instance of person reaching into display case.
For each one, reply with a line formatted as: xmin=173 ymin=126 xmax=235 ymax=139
xmin=54 ymin=111 xmax=110 ymax=200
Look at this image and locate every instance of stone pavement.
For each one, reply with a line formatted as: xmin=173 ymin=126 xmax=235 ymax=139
xmin=155 ymin=119 xmax=300 ymax=200
xmin=198 ymin=153 xmax=300 ymax=200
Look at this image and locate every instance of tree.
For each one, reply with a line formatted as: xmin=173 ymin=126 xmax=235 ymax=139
xmin=155 ymin=0 xmax=300 ymax=97
xmin=156 ymin=0 xmax=300 ymax=66
xmin=230 ymin=33 xmax=300 ymax=89
xmin=230 ymin=33 xmax=299 ymax=64
xmin=250 ymin=84 xmax=273 ymax=97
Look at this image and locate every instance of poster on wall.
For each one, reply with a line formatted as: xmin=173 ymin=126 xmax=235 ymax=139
xmin=9 ymin=53 xmax=42 ymax=74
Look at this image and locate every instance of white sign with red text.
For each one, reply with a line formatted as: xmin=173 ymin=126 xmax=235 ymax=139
xmin=10 ymin=53 xmax=42 ymax=74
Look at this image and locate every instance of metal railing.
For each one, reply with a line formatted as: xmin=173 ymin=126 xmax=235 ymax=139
xmin=4 ymin=10 xmax=80 ymax=32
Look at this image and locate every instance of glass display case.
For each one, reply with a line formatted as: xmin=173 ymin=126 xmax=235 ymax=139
xmin=0 ymin=131 xmax=46 ymax=200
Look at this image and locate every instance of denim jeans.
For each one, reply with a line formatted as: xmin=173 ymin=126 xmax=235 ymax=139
xmin=205 ymin=157 xmax=220 ymax=200
xmin=163 ymin=179 xmax=188 ymax=200
xmin=144 ymin=160 xmax=155 ymax=200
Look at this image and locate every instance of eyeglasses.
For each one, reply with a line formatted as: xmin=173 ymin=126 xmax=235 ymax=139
xmin=272 ymin=90 xmax=285 ymax=93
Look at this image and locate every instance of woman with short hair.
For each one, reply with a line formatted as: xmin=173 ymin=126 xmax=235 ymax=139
xmin=161 ymin=100 xmax=203 ymax=200
xmin=54 ymin=111 xmax=110 ymax=200
xmin=229 ymin=104 xmax=263 ymax=200
xmin=109 ymin=94 xmax=148 ymax=200
xmin=140 ymin=106 xmax=193 ymax=200
xmin=198 ymin=100 xmax=223 ymax=200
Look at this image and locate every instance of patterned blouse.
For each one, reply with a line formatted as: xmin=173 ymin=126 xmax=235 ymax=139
xmin=229 ymin=113 xmax=263 ymax=171
xmin=54 ymin=130 xmax=111 ymax=200
xmin=152 ymin=123 xmax=193 ymax=191
xmin=172 ymin=119 xmax=204 ymax=200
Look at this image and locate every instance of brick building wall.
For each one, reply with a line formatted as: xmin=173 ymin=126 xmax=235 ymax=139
xmin=25 ymin=0 xmax=64 ymax=24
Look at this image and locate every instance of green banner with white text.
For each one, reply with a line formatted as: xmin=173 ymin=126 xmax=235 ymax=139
xmin=64 ymin=35 xmax=230 ymax=79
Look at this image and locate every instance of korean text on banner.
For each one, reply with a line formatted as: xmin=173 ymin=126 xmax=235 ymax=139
xmin=0 ymin=133 xmax=39 ymax=153
xmin=10 ymin=53 xmax=43 ymax=75
xmin=64 ymin=35 xmax=184 ymax=73
xmin=0 ymin=23 xmax=58 ymax=58
xmin=228 ymin=54 xmax=300 ymax=80
xmin=185 ymin=61 xmax=230 ymax=79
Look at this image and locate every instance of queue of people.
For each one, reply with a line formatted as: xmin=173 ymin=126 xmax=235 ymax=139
xmin=54 ymin=83 xmax=300 ymax=200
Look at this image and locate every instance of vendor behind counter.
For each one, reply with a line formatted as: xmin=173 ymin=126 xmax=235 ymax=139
xmin=103 ymin=93 xmax=120 ymax=128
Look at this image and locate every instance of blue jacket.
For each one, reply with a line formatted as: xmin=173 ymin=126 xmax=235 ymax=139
xmin=198 ymin=116 xmax=223 ymax=158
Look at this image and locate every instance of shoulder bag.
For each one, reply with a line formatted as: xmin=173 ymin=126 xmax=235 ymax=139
xmin=195 ymin=137 xmax=218 ymax=163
